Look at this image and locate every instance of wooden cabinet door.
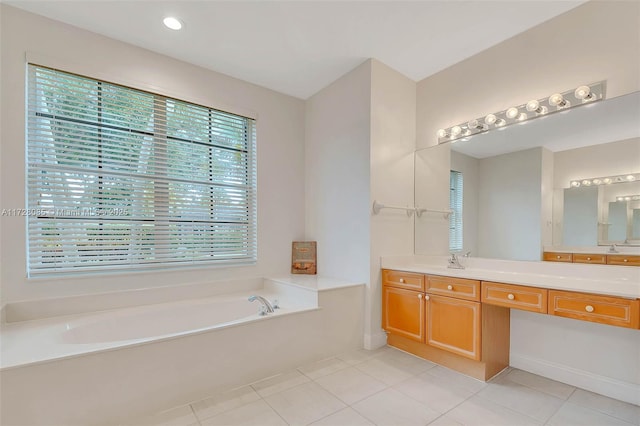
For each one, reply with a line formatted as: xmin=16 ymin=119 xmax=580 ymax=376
xmin=426 ymin=294 xmax=481 ymax=360
xmin=382 ymin=286 xmax=425 ymax=342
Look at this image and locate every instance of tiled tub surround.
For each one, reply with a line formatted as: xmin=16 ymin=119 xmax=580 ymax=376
xmin=380 ymin=255 xmax=640 ymax=406
xmin=0 ymin=276 xmax=365 ymax=426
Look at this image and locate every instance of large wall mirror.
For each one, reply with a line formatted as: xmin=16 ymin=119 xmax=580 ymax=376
xmin=415 ymin=91 xmax=640 ymax=261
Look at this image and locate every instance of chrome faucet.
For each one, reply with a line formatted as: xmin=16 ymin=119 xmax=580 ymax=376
xmin=248 ymin=295 xmax=275 ymax=315
xmin=608 ymin=244 xmax=619 ymax=253
xmin=447 ymin=253 xmax=464 ymax=269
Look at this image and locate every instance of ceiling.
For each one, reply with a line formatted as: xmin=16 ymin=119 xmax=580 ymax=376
xmin=8 ymin=1 xmax=585 ymax=99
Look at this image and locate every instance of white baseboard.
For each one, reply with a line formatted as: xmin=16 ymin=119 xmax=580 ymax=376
xmin=364 ymin=330 xmax=387 ymax=350
xmin=511 ymin=352 xmax=640 ymax=406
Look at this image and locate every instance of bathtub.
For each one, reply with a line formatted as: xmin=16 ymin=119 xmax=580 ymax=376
xmin=0 ymin=276 xmax=365 ymax=425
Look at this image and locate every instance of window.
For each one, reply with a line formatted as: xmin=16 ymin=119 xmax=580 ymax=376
xmin=27 ymin=65 xmax=257 ymax=275
xmin=449 ymin=170 xmax=463 ymax=252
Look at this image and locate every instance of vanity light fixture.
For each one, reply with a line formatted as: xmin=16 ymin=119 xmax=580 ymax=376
xmin=616 ymin=195 xmax=640 ymax=202
xmin=569 ymin=172 xmax=640 ymax=188
xmin=437 ymin=81 xmax=605 ymax=144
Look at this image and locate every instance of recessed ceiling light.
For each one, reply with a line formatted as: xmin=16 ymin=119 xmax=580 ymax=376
xmin=163 ymin=17 xmax=183 ymax=31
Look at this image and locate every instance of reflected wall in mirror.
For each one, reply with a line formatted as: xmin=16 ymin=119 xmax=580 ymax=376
xmin=415 ymin=92 xmax=640 ymax=261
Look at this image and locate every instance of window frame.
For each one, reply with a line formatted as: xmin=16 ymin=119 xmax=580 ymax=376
xmin=26 ymin=64 xmax=257 ymax=276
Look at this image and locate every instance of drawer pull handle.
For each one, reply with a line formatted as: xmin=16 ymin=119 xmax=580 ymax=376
xmin=507 ymin=294 xmax=515 ymax=300
xmin=447 ymin=285 xmax=453 ymax=290
xmin=399 ymin=278 xmax=405 ymax=283
xmin=585 ymin=305 xmax=594 ymax=313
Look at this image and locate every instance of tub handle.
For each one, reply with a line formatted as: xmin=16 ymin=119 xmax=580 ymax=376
xmin=272 ymin=299 xmax=280 ymax=309
xmin=259 ymin=305 xmax=268 ymax=316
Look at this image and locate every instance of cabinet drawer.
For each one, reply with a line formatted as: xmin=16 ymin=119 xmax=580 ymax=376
xmin=482 ymin=282 xmax=548 ymax=313
xmin=382 ymin=269 xmax=425 ymax=291
xmin=548 ymin=290 xmax=640 ymax=329
xmin=427 ymin=276 xmax=480 ymax=301
xmin=573 ymin=254 xmax=606 ymax=265
xmin=606 ymin=255 xmax=640 ymax=267
xmin=543 ymin=252 xmax=573 ymax=262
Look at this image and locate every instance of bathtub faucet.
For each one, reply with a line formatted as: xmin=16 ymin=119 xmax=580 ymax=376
xmin=248 ymin=295 xmax=275 ymax=315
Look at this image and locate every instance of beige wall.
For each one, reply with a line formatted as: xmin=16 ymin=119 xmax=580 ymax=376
xmin=0 ymin=5 xmax=306 ymax=303
xmin=369 ymin=60 xmax=416 ymax=348
xmin=304 ymin=60 xmax=372 ymax=286
xmin=417 ymin=0 xmax=640 ymax=149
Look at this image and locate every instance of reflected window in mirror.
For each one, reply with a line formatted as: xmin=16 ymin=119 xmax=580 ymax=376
xmin=450 ymin=170 xmax=463 ymax=252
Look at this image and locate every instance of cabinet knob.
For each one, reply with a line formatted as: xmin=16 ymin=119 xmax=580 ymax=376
xmin=425 ymin=295 xmax=430 ymax=301
xmin=399 ymin=278 xmax=405 ymax=283
xmin=507 ymin=294 xmax=515 ymax=300
xmin=557 ymin=255 xmax=561 ymax=259
xmin=447 ymin=285 xmax=453 ymax=290
xmin=623 ymin=259 xmax=628 ymax=263
xmin=585 ymin=305 xmax=594 ymax=313
xmin=418 ymin=293 xmax=423 ymax=299
xmin=587 ymin=257 xmax=592 ymax=261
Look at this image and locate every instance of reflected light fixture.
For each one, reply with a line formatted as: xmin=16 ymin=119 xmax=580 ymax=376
xmin=163 ymin=16 xmax=183 ymax=30
xmin=616 ymin=195 xmax=640 ymax=202
xmin=569 ymin=172 xmax=640 ymax=188
xmin=437 ymin=81 xmax=605 ymax=144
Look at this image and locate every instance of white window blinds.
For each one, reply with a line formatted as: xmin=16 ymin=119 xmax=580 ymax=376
xmin=27 ymin=65 xmax=257 ymax=275
xmin=449 ymin=170 xmax=463 ymax=252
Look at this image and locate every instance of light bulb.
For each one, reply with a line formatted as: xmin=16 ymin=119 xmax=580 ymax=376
xmin=570 ymin=181 xmax=581 ymax=187
xmin=484 ymin=114 xmax=497 ymax=125
xmin=603 ymin=178 xmax=612 ymax=184
xmin=625 ymin=196 xmax=631 ymax=201
xmin=626 ymin=174 xmax=636 ymax=182
xmin=495 ymin=119 xmax=506 ymax=127
xmin=451 ymin=126 xmax=462 ymax=137
xmin=437 ymin=129 xmax=448 ymax=138
xmin=506 ymin=107 xmax=519 ymax=119
xmin=617 ymin=197 xmax=624 ymax=201
xmin=517 ymin=112 xmax=527 ymax=121
xmin=163 ymin=17 xmax=183 ymax=30
xmin=592 ymin=178 xmax=602 ymax=185
xmin=582 ymin=180 xmax=592 ymax=186
xmin=526 ymin=100 xmax=539 ymax=112
xmin=574 ymin=85 xmax=592 ymax=100
xmin=548 ymin=93 xmax=569 ymax=108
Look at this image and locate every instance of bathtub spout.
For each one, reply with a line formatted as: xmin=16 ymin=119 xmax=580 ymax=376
xmin=248 ymin=295 xmax=275 ymax=314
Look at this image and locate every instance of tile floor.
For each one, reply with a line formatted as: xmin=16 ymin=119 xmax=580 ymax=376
xmin=125 ymin=346 xmax=640 ymax=426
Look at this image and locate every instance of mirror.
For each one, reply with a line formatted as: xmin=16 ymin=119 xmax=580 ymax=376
xmin=415 ymin=91 xmax=640 ymax=261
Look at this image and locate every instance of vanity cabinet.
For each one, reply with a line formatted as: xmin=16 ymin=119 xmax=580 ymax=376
xmin=382 ymin=285 xmax=425 ymax=342
xmin=543 ymin=251 xmax=640 ymax=266
xmin=381 ymin=270 xmax=425 ymax=342
xmin=382 ymin=270 xmax=509 ymax=380
xmin=426 ymin=294 xmax=481 ymax=360
xmin=548 ymin=290 xmax=640 ymax=329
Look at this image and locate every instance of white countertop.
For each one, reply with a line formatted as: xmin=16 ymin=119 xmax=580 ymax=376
xmin=544 ymin=246 xmax=640 ymax=255
xmin=267 ymin=275 xmax=365 ymax=291
xmin=381 ymin=256 xmax=640 ymax=299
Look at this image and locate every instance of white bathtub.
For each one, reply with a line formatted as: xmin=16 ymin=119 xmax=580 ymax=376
xmin=1 ymin=276 xmax=365 ymax=426
xmin=62 ymin=293 xmax=288 ymax=344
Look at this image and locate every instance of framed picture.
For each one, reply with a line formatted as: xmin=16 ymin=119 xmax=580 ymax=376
xmin=291 ymin=241 xmax=317 ymax=274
